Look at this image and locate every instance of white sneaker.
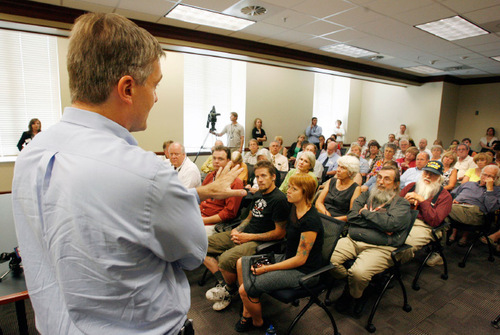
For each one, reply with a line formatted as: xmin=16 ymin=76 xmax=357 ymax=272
xmin=426 ymin=252 xmax=443 ymax=267
xmin=206 ymin=284 xmax=230 ymax=301
xmin=212 ymin=296 xmax=231 ymax=311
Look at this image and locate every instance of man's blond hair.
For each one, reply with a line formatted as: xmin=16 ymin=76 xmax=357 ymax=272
xmin=68 ymin=13 xmax=164 ymax=104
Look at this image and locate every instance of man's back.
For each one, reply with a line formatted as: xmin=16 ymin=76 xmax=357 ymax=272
xmin=12 ymin=108 xmax=207 ymax=334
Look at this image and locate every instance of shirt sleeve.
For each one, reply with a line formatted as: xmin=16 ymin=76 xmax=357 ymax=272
xmin=148 ymin=167 xmax=207 ymax=271
xmin=417 ymin=190 xmax=452 ymax=227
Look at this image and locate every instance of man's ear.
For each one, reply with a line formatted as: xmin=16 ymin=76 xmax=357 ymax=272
xmin=116 ymin=75 xmax=134 ymax=105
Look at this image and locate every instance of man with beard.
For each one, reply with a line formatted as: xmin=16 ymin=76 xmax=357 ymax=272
xmin=331 ymin=165 xmax=411 ymax=317
xmin=203 ymin=160 xmax=289 ymax=311
xmin=400 ymin=161 xmax=452 ymax=265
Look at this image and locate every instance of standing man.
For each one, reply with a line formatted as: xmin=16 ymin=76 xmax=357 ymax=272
xmin=213 ymin=112 xmax=244 ymax=153
xmin=306 ymin=117 xmax=322 ymax=148
xmin=169 ymin=142 xmax=201 ymax=188
xmin=269 ymin=140 xmax=289 ymax=172
xmin=395 ymin=124 xmax=410 ymax=141
xmin=12 ymin=13 xmax=244 ymax=335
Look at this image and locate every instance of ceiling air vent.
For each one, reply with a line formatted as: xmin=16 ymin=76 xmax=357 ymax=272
xmin=241 ymin=5 xmax=267 ymax=16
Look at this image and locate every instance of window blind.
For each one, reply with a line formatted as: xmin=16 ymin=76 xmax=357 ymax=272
xmin=0 ymin=29 xmax=61 ymax=157
xmin=183 ymin=54 xmax=246 ymax=152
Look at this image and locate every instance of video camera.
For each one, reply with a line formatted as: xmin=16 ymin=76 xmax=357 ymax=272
xmin=0 ymin=247 xmax=23 ymax=281
xmin=206 ymin=106 xmax=220 ymax=132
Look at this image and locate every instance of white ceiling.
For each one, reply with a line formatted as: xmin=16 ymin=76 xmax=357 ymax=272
xmin=31 ymin=0 xmax=500 ymax=78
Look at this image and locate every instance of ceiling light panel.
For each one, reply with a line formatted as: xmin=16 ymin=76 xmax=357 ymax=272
xmin=404 ymin=66 xmax=443 ymax=74
xmin=320 ymin=43 xmax=378 ymax=58
xmin=415 ymin=16 xmax=489 ymax=41
xmin=165 ymin=4 xmax=255 ymax=31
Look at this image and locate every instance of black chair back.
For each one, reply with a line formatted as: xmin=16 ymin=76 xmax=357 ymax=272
xmin=318 ymin=213 xmax=346 ymax=267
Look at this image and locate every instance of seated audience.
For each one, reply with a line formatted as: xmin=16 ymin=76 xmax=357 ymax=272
xmin=349 ymin=143 xmax=369 ymax=178
xmin=243 ymin=139 xmax=259 ymax=166
xmin=162 ymin=139 xmax=173 ymax=165
xmin=287 ymin=134 xmax=306 ymax=165
xmin=400 ymin=161 xmax=452 ymax=265
xmin=433 ymin=139 xmax=444 ymax=147
xmin=418 ymin=138 xmax=431 ymax=156
xmin=480 ymin=127 xmax=497 ymax=153
xmin=297 ymin=143 xmax=324 ymax=181
xmin=232 ymin=151 xmax=248 ymax=185
xmin=454 ymin=143 xmax=478 ymax=181
xmin=360 ymin=160 xmax=399 ymax=193
xmin=462 ymin=138 xmax=476 ymax=157
xmin=462 ymin=152 xmax=492 ymax=184
xmin=200 ymin=146 xmax=244 ymax=236
xmin=316 ymin=156 xmax=361 ymax=222
xmin=274 ymin=135 xmax=287 ymax=156
xmin=203 ymin=161 xmax=289 ymax=311
xmin=317 ymin=141 xmax=340 ymax=180
xmin=441 ymin=151 xmax=458 ymax=191
xmin=318 ymin=135 xmax=327 ymax=156
xmin=201 ymin=140 xmax=224 ymax=174
xmin=365 ymin=140 xmax=382 ymax=171
xmin=246 ymin=149 xmax=282 ymax=194
xmin=395 ymin=139 xmax=410 ymax=160
xmin=269 ymin=141 xmax=289 ymax=172
xmin=431 ymin=145 xmax=444 ymax=161
xmin=331 ymin=165 xmax=412 ymax=317
xmin=480 ymin=228 xmax=500 ymax=254
xmin=169 ymin=142 xmax=201 ymax=188
xmin=397 ymin=146 xmax=418 ymax=173
xmin=448 ymin=165 xmax=500 ymax=246
xmin=450 ymin=139 xmax=460 ymax=146
xmin=235 ymin=173 xmax=322 ymax=332
xmin=367 ymin=143 xmax=398 ymax=178
xmin=280 ymin=151 xmax=318 ymax=193
xmin=400 ymin=152 xmax=430 ymax=189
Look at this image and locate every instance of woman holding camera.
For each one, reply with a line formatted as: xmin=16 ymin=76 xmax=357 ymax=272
xmin=234 ymin=173 xmax=324 ymax=332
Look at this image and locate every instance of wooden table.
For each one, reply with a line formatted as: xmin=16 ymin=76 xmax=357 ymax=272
xmin=0 ymin=272 xmax=29 ymax=335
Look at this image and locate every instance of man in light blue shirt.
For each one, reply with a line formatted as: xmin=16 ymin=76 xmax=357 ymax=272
xmin=317 ymin=141 xmax=340 ymax=179
xmin=400 ymin=152 xmax=429 ymax=189
xmin=305 ymin=117 xmax=322 ymax=146
xmin=12 ymin=13 xmax=244 ymax=335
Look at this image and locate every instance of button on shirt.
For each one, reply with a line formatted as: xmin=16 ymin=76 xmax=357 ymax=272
xmin=12 ymin=107 xmax=207 ymax=335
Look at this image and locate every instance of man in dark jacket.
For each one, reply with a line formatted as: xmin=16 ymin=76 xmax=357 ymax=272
xmin=331 ymin=165 xmax=411 ymax=316
xmin=400 ymin=161 xmax=452 ymax=266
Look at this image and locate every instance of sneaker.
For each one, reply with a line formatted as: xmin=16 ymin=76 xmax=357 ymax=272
xmin=213 ymin=296 xmax=232 ymax=311
xmin=426 ymin=252 xmax=443 ymax=267
xmin=206 ymin=284 xmax=230 ymax=301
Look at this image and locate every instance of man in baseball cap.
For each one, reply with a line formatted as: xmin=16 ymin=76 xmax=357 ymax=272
xmin=400 ymin=160 xmax=453 ymax=265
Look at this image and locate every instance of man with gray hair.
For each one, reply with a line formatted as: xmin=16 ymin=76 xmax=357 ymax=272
xmin=169 ymin=142 xmax=201 ymax=188
xmin=454 ymin=143 xmax=477 ymax=181
xmin=317 ymin=141 xmax=340 ymax=179
xmin=269 ymin=140 xmax=289 ymax=172
xmin=12 ymin=13 xmax=244 ymax=335
xmin=400 ymin=161 xmax=452 ymax=265
xmin=395 ymin=139 xmax=410 ymax=160
xmin=448 ymin=165 xmax=500 ymax=243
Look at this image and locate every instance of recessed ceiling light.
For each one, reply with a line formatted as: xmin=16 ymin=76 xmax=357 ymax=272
xmin=404 ymin=66 xmax=443 ymax=74
xmin=415 ymin=16 xmax=488 ymax=41
xmin=165 ymin=4 xmax=255 ymax=31
xmin=491 ymin=56 xmax=500 ymax=62
xmin=320 ymin=43 xmax=378 ymax=58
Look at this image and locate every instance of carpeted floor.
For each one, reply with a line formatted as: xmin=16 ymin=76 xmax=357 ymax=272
xmin=1 ymin=242 xmax=499 ymax=335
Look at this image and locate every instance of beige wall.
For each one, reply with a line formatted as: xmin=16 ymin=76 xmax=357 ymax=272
xmin=355 ymin=81 xmax=444 ymax=145
xmin=437 ymin=82 xmax=460 ymax=146
xmin=454 ymin=82 xmax=500 ymax=151
xmin=245 ymin=63 xmax=314 ymax=147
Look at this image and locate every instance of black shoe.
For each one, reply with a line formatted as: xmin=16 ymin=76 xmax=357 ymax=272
xmin=234 ymin=316 xmax=269 ymax=333
xmin=353 ymin=296 xmax=368 ymax=318
xmin=335 ymin=284 xmax=354 ymax=314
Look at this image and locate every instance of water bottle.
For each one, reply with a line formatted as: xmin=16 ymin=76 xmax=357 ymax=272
xmin=265 ymin=324 xmax=276 ymax=335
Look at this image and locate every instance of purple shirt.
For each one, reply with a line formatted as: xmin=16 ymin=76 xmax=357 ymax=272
xmin=451 ymin=181 xmax=500 ymax=214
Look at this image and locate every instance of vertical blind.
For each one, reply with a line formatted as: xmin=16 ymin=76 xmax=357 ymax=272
xmin=183 ymin=53 xmax=246 ymax=152
xmin=0 ymin=29 xmax=61 ymax=157
xmin=313 ymin=73 xmax=350 ymax=139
